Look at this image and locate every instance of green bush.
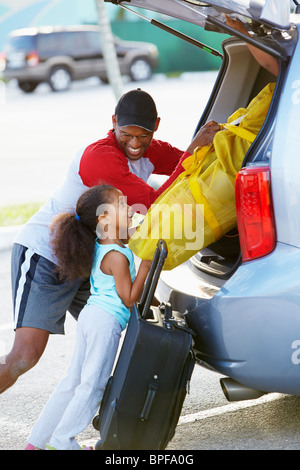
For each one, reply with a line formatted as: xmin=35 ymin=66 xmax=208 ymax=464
xmin=0 ymin=202 xmax=43 ymax=227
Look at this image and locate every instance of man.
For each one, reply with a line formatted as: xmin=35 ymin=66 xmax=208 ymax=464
xmin=79 ymin=88 xmax=217 ymax=210
xmin=0 ymin=88 xmax=218 ymax=393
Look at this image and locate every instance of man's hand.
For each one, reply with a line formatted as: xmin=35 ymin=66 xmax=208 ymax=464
xmin=186 ymin=120 xmax=221 ymax=154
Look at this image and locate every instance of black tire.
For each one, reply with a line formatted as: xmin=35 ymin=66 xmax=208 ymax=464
xmin=92 ymin=414 xmax=100 ymax=431
xmin=48 ymin=66 xmax=71 ymax=92
xmin=99 ymin=75 xmax=109 ymax=84
xmin=17 ymin=80 xmax=38 ymax=93
xmin=129 ymin=58 xmax=152 ymax=81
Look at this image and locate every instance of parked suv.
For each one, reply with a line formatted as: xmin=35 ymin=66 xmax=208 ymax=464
xmin=0 ymin=25 xmax=159 ymax=92
xmin=106 ymin=0 xmax=300 ymax=401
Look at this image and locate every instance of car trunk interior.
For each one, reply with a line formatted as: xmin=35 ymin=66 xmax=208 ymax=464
xmin=111 ymin=1 xmax=284 ymax=281
xmin=190 ymin=38 xmax=277 ymax=280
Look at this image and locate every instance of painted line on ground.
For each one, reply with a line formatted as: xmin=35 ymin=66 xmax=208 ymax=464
xmin=178 ymin=393 xmax=284 ymax=425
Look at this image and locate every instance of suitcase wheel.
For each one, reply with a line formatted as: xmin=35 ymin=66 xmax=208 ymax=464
xmin=92 ymin=414 xmax=100 ymax=431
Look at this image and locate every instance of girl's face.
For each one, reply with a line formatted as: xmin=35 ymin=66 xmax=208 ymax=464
xmin=107 ymin=189 xmax=133 ymax=239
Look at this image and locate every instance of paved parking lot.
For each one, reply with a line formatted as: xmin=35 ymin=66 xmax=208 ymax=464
xmin=1 ymin=74 xmax=300 ymax=452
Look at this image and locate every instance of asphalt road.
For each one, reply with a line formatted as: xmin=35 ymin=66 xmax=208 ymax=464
xmin=0 ymin=73 xmax=217 ymax=207
xmin=1 ymin=246 xmax=300 ymax=452
xmin=1 ymin=75 xmax=300 ymax=452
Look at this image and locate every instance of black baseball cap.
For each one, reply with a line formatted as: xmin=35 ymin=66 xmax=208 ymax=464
xmin=115 ymin=88 xmax=158 ymax=132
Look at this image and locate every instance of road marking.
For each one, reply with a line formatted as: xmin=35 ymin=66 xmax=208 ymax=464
xmin=179 ymin=393 xmax=284 ymax=425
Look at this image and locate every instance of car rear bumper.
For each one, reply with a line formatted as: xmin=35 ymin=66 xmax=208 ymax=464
xmin=157 ymin=242 xmax=300 ymax=395
xmin=3 ymin=65 xmax=49 ymax=82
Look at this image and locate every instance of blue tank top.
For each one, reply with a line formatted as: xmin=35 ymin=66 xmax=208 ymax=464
xmin=87 ymin=241 xmax=136 ymax=330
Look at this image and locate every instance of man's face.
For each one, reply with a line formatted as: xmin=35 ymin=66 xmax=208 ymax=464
xmin=112 ymin=115 xmax=160 ymax=161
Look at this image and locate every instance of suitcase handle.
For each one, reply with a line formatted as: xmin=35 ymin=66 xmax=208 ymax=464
xmin=139 ymin=240 xmax=168 ymax=319
xmin=139 ymin=381 xmax=159 ymax=421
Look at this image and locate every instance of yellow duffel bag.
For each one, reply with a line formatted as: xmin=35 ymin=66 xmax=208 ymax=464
xmin=129 ymin=82 xmax=275 ymax=270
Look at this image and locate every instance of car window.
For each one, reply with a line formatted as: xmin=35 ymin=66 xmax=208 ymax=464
xmin=5 ymin=35 xmax=35 ymax=53
xmin=37 ymin=33 xmax=63 ymax=56
xmin=36 ymin=31 xmax=102 ymax=57
xmin=84 ymin=31 xmax=102 ymax=53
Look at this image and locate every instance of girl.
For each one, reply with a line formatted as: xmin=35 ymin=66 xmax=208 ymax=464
xmin=25 ymin=184 xmax=151 ymax=450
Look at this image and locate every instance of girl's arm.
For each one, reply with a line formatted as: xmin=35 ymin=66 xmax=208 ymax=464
xmin=102 ymin=251 xmax=152 ymax=308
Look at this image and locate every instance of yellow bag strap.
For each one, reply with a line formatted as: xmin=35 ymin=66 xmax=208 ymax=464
xmin=180 ymin=145 xmax=211 ymax=177
xmin=184 ymin=147 xmax=222 ymax=240
xmin=189 ymin=169 xmax=223 ymax=240
xmin=178 ymin=145 xmax=223 ymax=240
xmin=222 ymin=123 xmax=257 ymax=143
xmin=178 ymin=123 xmax=255 ymax=240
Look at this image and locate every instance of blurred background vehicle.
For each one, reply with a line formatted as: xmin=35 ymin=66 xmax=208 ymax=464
xmin=0 ymin=0 xmax=228 ymax=81
xmin=0 ymin=25 xmax=159 ymax=92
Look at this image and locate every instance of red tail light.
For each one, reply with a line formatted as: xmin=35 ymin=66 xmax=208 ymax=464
xmin=235 ymin=166 xmax=276 ymax=262
xmin=26 ymin=50 xmax=39 ymax=67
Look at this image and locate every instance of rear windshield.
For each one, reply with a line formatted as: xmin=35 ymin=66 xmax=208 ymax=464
xmin=5 ymin=35 xmax=36 ymax=53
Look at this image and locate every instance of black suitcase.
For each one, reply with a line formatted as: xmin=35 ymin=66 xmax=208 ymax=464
xmin=93 ymin=240 xmax=195 ymax=450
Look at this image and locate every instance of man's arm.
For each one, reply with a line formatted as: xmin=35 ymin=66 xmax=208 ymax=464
xmin=79 ymin=124 xmax=220 ymax=209
xmin=225 ymin=15 xmax=279 ymax=77
xmin=150 ymin=120 xmax=221 ymax=203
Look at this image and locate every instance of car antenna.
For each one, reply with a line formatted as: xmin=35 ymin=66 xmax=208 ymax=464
xmin=118 ymin=4 xmax=223 ymax=59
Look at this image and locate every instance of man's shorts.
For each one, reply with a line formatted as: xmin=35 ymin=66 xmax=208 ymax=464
xmin=11 ymin=243 xmax=90 ymax=334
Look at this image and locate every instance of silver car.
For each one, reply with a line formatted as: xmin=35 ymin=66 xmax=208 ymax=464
xmin=0 ymin=25 xmax=159 ymax=92
xmin=107 ymin=0 xmax=300 ymax=401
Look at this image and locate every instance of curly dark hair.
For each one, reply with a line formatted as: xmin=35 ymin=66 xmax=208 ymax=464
xmin=50 ymin=184 xmax=115 ymax=282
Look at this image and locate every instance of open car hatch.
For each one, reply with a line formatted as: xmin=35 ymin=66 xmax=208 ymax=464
xmin=105 ymin=0 xmax=291 ymax=31
xmin=105 ymin=0 xmax=294 ymax=62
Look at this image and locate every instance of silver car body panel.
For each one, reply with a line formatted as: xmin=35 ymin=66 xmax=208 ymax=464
xmin=270 ymin=36 xmax=300 ymax=248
